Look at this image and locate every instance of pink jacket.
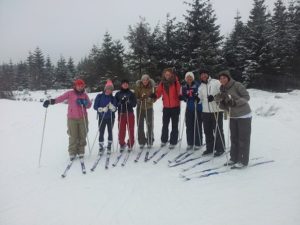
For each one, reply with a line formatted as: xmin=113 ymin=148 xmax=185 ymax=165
xmin=55 ymin=90 xmax=92 ymax=119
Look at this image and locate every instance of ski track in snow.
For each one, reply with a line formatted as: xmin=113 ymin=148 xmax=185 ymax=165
xmin=1 ymin=89 xmax=300 ymax=225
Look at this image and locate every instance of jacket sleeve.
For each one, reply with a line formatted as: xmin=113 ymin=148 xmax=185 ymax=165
xmin=232 ymin=83 xmax=250 ymax=106
xmin=84 ymin=93 xmax=92 ymax=109
xmin=129 ymin=91 xmax=137 ymax=107
xmin=55 ymin=91 xmax=71 ymax=104
xmin=211 ymin=80 xmax=221 ymax=96
xmin=176 ymin=80 xmax=181 ymax=97
xmin=156 ymin=82 xmax=163 ymax=99
xmin=93 ymin=94 xmax=100 ymax=111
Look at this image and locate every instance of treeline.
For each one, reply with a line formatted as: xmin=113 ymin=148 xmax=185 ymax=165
xmin=1 ymin=0 xmax=300 ymax=97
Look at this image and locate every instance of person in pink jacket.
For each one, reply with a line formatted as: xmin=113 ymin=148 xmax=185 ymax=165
xmin=43 ymin=79 xmax=92 ymax=160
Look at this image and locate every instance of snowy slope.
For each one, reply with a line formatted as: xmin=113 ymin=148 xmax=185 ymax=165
xmin=1 ymin=89 xmax=300 ymax=225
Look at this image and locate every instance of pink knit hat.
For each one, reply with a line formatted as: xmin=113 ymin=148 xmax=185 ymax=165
xmin=104 ymin=79 xmax=114 ymax=91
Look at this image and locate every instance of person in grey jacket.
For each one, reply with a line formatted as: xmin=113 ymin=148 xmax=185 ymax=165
xmin=215 ymin=70 xmax=252 ymax=168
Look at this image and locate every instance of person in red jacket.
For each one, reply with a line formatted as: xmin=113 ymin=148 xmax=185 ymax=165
xmin=154 ymin=68 xmax=181 ymax=149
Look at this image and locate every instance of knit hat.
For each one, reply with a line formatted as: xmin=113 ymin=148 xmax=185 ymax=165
xmin=74 ymin=79 xmax=85 ymax=87
xmin=185 ymin=72 xmax=195 ymax=81
xmin=104 ymin=79 xmax=114 ymax=91
xmin=218 ymin=70 xmax=231 ymax=81
xmin=141 ymin=74 xmax=150 ymax=81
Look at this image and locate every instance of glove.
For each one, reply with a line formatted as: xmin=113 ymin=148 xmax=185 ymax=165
xmin=227 ymin=98 xmax=236 ymax=107
xmin=140 ymin=93 xmax=147 ymax=100
xmin=120 ymin=96 xmax=129 ymax=104
xmin=98 ymin=106 xmax=108 ymax=113
xmin=214 ymin=93 xmax=226 ymax=102
xmin=43 ymin=99 xmax=55 ymax=108
xmin=108 ymin=103 xmax=116 ymax=112
xmin=207 ymin=95 xmax=214 ymax=102
xmin=77 ymin=98 xmax=88 ymax=107
xmin=149 ymin=93 xmax=156 ymax=99
xmin=194 ymin=95 xmax=200 ymax=103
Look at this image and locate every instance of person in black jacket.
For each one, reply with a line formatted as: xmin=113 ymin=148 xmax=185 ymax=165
xmin=115 ymin=79 xmax=137 ymax=152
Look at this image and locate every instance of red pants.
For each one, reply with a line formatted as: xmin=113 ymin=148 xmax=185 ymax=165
xmin=118 ymin=112 xmax=135 ymax=148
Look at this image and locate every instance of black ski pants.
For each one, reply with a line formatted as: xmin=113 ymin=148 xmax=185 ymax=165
xmin=161 ymin=107 xmax=180 ymax=145
xmin=202 ymin=112 xmax=225 ymax=153
xmin=185 ymin=109 xmax=203 ymax=146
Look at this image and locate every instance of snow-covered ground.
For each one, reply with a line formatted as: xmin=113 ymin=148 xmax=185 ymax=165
xmin=1 ymin=89 xmax=300 ymax=225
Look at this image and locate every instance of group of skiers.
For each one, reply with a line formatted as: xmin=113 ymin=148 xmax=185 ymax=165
xmin=43 ymin=67 xmax=252 ymax=169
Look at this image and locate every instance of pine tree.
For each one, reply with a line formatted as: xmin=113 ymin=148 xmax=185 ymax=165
xmin=32 ymin=47 xmax=45 ymax=89
xmin=183 ymin=0 xmax=223 ymax=73
xmin=44 ymin=56 xmax=55 ymax=88
xmin=55 ymin=56 xmax=69 ymax=88
xmin=125 ymin=17 xmax=152 ymax=78
xmin=16 ymin=61 xmax=29 ymax=89
xmin=223 ymin=12 xmax=248 ymax=82
xmin=243 ymin=0 xmax=272 ymax=87
xmin=270 ymin=0 xmax=295 ymax=77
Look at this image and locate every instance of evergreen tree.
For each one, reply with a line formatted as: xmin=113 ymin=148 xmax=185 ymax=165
xmin=270 ymin=0 xmax=295 ymax=77
xmin=223 ymin=12 xmax=248 ymax=82
xmin=243 ymin=0 xmax=273 ymax=87
xmin=32 ymin=47 xmax=45 ymax=89
xmin=44 ymin=56 xmax=55 ymax=88
xmin=55 ymin=56 xmax=69 ymax=88
xmin=16 ymin=61 xmax=29 ymax=89
xmin=125 ymin=17 xmax=152 ymax=78
xmin=183 ymin=0 xmax=223 ymax=73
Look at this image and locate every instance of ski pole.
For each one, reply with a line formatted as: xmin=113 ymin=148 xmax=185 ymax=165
xmin=38 ymin=107 xmax=48 ymax=167
xmin=91 ymin=108 xmax=107 ymax=152
xmin=81 ymin=105 xmax=91 ymax=155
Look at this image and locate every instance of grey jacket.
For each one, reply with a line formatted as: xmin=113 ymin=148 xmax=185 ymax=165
xmin=219 ymin=78 xmax=251 ymax=117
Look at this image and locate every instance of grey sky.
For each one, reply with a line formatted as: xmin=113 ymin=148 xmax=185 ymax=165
xmin=0 ymin=0 xmax=280 ymax=64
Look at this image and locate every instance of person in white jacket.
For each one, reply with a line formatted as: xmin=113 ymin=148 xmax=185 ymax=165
xmin=198 ymin=69 xmax=225 ymax=156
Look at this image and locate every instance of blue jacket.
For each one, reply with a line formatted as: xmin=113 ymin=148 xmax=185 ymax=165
xmin=115 ymin=88 xmax=137 ymax=113
xmin=181 ymin=81 xmax=202 ymax=112
xmin=93 ymin=93 xmax=117 ymax=120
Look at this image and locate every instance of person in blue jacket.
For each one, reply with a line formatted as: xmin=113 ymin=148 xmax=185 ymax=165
xmin=93 ymin=80 xmax=117 ymax=154
xmin=180 ymin=72 xmax=203 ymax=151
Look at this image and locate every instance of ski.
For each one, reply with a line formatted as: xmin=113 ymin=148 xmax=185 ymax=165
xmin=153 ymin=150 xmax=170 ymax=164
xmin=168 ymin=155 xmax=204 ymax=167
xmin=121 ymin=152 xmax=131 ymax=167
xmin=144 ymin=150 xmax=150 ymax=162
xmin=61 ymin=159 xmax=75 ymax=178
xmin=112 ymin=152 xmax=124 ymax=167
xmin=145 ymin=148 xmax=161 ymax=162
xmin=179 ymin=159 xmax=211 ymax=172
xmin=90 ymin=154 xmax=104 ymax=172
xmin=181 ymin=157 xmax=264 ymax=176
xmin=134 ymin=150 xmax=144 ymax=163
xmin=168 ymin=151 xmax=189 ymax=164
xmin=175 ymin=152 xmax=194 ymax=163
xmin=105 ymin=153 xmax=111 ymax=169
xmin=79 ymin=158 xmax=86 ymax=174
xmin=183 ymin=160 xmax=275 ymax=181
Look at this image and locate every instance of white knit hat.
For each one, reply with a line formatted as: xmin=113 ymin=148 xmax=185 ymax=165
xmin=185 ymin=72 xmax=195 ymax=81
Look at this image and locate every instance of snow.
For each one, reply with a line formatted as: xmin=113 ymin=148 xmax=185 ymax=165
xmin=1 ymin=89 xmax=300 ymax=225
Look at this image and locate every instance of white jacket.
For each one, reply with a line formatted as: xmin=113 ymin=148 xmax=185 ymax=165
xmin=198 ymin=77 xmax=222 ymax=113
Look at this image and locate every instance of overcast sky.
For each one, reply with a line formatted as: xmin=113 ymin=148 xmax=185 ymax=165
xmin=0 ymin=0 xmax=281 ymax=64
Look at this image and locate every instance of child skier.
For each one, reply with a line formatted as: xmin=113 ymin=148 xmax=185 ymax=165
xmin=93 ymin=80 xmax=117 ymax=155
xmin=43 ymin=79 xmax=92 ymax=160
xmin=115 ymin=79 xmax=137 ymax=152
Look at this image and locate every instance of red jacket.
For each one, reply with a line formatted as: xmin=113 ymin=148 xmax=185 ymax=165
xmin=156 ymin=77 xmax=181 ymax=108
